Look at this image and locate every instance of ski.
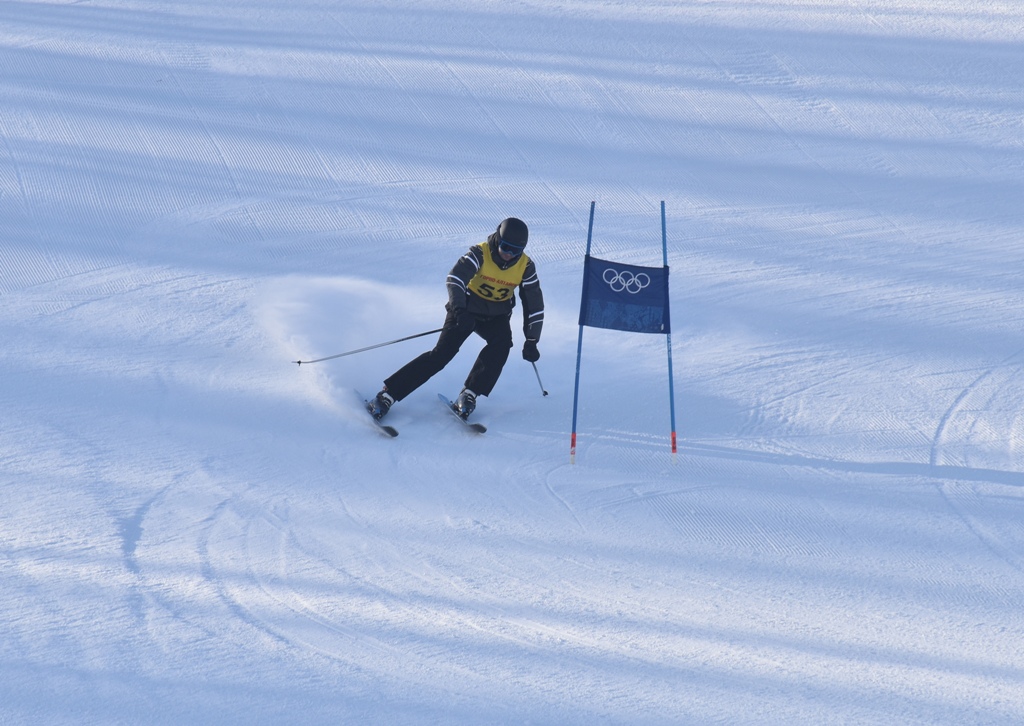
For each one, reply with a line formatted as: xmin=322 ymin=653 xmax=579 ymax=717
xmin=438 ymin=393 xmax=487 ymax=434
xmin=358 ymin=392 xmax=398 ymax=437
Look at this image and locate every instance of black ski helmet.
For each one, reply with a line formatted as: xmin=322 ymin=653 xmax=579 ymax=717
xmin=497 ymin=217 xmax=528 ymax=248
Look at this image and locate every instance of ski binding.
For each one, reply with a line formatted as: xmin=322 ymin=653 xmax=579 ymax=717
xmin=359 ymin=392 xmax=398 ymax=437
xmin=438 ymin=393 xmax=486 ymax=433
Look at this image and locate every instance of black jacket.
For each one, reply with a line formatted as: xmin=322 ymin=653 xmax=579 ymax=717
xmin=445 ymin=232 xmax=544 ymax=342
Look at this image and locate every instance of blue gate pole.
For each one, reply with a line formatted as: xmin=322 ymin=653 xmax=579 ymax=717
xmin=570 ymin=201 xmax=596 ymax=464
xmin=662 ymin=201 xmax=678 ymax=462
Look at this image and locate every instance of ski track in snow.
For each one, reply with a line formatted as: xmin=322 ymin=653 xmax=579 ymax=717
xmin=929 ymin=350 xmax=1024 ymax=577
xmin=2 ymin=0 xmax=1024 ymax=723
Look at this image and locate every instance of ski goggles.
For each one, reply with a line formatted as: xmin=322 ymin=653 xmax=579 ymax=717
xmin=498 ymin=238 xmax=526 ymax=257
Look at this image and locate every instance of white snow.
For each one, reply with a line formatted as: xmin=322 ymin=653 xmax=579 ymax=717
xmin=2 ymin=0 xmax=1024 ymax=723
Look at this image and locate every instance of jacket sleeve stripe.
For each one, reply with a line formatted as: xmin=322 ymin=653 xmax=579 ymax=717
xmin=447 ymin=275 xmax=467 ymax=292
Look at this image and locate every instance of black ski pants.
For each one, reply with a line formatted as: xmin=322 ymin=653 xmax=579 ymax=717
xmin=384 ymin=308 xmax=513 ymax=401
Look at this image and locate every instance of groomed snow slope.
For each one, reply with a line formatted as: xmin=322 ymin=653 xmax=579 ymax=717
xmin=2 ymin=0 xmax=1024 ymax=723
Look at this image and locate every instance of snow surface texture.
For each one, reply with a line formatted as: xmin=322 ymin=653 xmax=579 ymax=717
xmin=2 ymin=0 xmax=1024 ymax=723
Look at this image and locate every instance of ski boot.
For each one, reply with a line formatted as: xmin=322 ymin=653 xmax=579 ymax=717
xmin=369 ymin=389 xmax=394 ymax=420
xmin=455 ymin=388 xmax=476 ymax=420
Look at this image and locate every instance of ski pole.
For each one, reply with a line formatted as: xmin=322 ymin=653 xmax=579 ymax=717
xmin=531 ymin=361 xmax=549 ymax=396
xmin=293 ymin=328 xmax=443 ymax=365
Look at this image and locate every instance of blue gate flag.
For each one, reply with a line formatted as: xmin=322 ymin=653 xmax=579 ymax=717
xmin=571 ymin=201 xmax=677 ymax=464
xmin=578 ymin=255 xmax=671 ymax=334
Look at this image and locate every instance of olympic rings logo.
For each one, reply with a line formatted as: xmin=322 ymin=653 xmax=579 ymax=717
xmin=602 ymin=267 xmax=651 ymax=294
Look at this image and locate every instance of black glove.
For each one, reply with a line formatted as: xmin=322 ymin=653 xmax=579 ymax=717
xmin=522 ymin=339 xmax=540 ymax=362
xmin=451 ymin=306 xmax=474 ymax=332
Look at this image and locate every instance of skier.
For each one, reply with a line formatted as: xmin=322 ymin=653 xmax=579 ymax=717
xmin=370 ymin=217 xmax=544 ymax=421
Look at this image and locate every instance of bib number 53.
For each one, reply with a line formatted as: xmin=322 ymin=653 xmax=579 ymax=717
xmin=477 ymin=283 xmax=511 ymax=301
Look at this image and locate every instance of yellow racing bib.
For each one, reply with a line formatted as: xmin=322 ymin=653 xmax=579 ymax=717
xmin=466 ymin=242 xmax=529 ymax=302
